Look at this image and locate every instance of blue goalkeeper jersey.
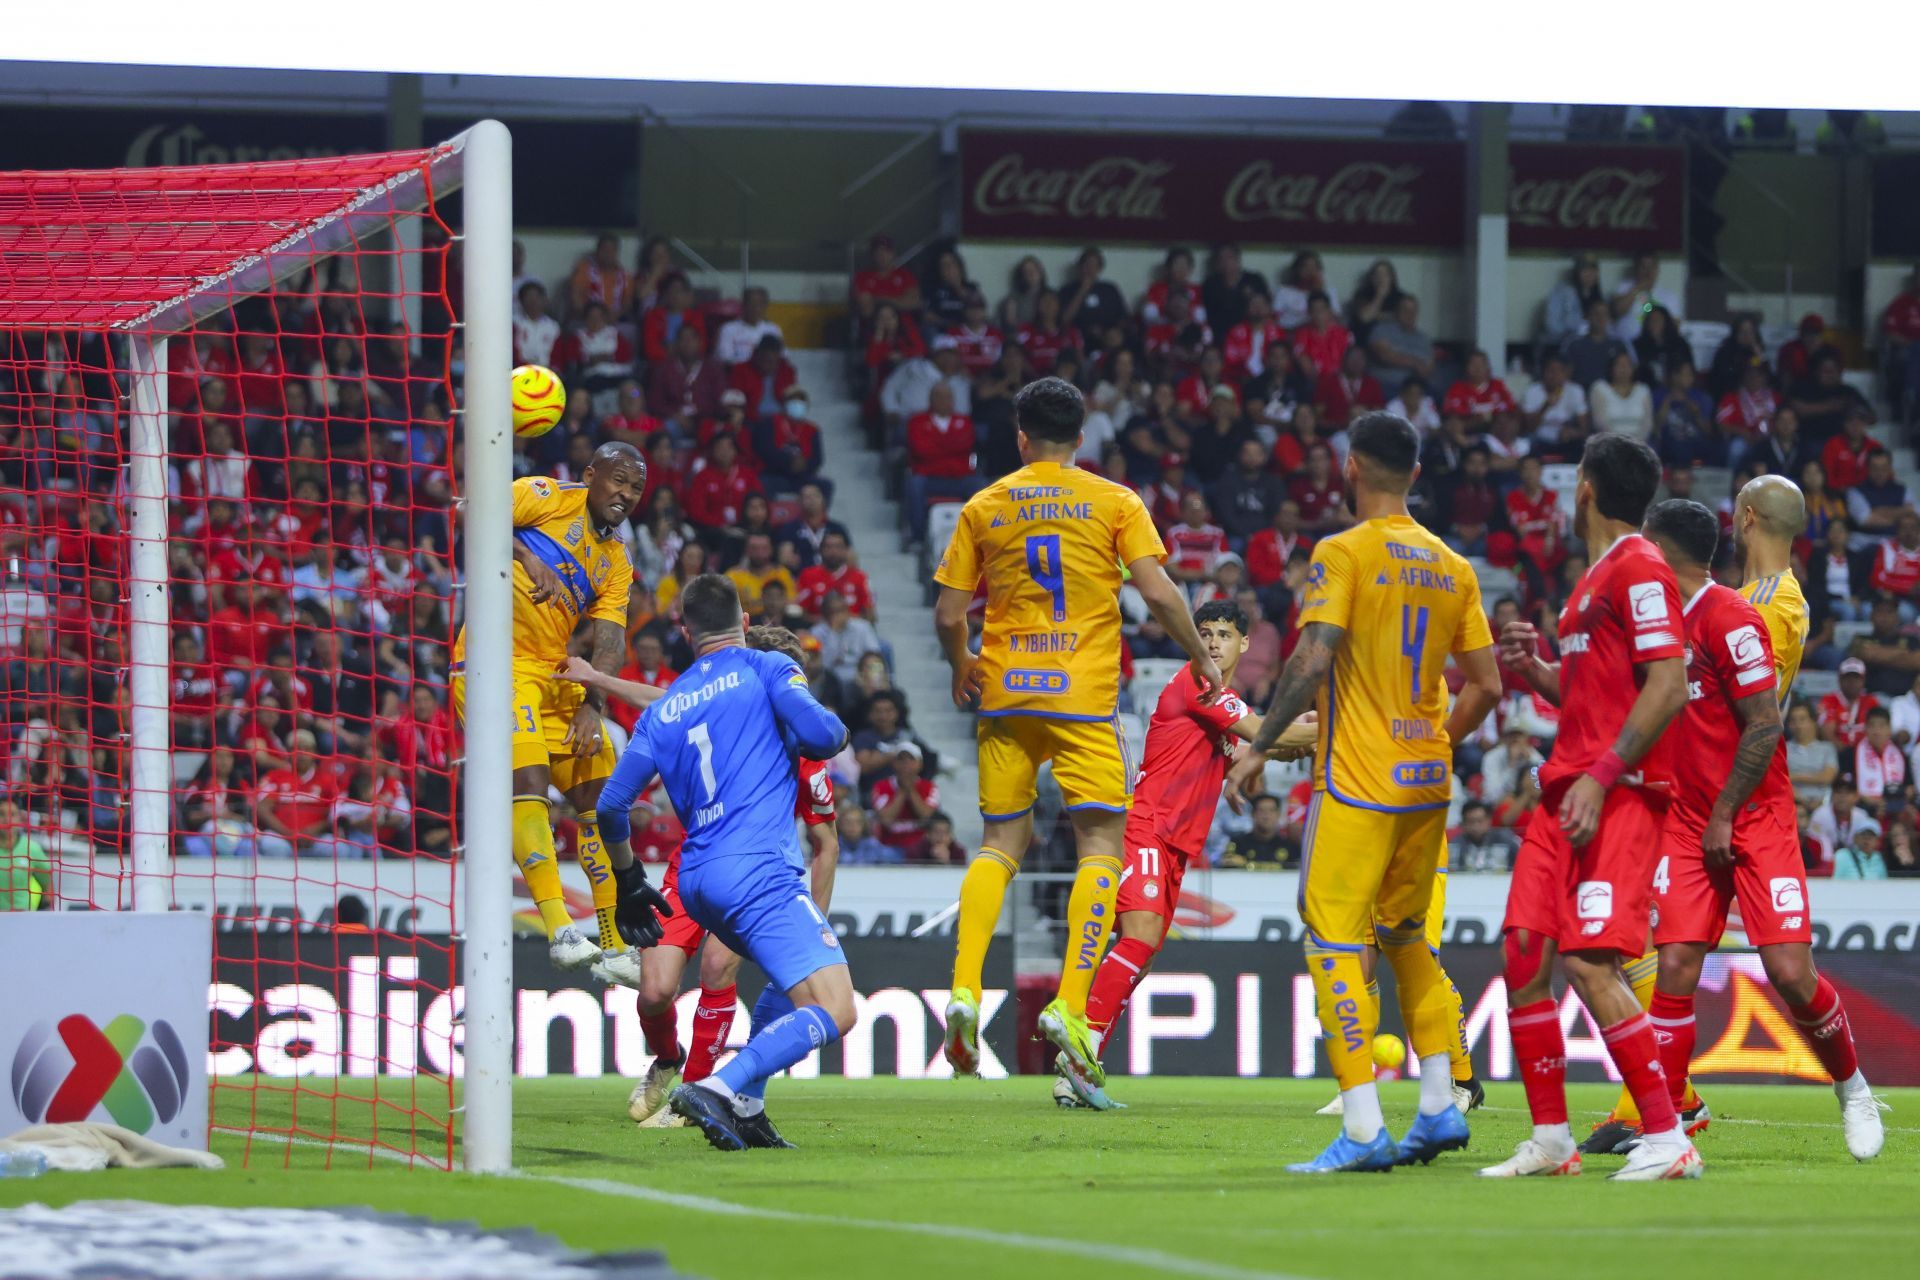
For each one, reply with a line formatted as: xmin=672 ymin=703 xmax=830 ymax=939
xmin=599 ymin=644 xmax=848 ymax=872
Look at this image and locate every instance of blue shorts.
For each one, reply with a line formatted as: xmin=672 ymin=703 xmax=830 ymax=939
xmin=678 ymin=851 xmax=848 ymax=992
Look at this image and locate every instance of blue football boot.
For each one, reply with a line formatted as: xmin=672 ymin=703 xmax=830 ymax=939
xmin=1286 ymin=1127 xmax=1399 ymax=1174
xmin=1395 ymin=1105 xmax=1471 ymax=1165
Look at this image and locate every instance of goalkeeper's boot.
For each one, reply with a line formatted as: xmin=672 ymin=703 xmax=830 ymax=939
xmin=736 ymin=1109 xmax=797 ymax=1150
xmin=1053 ymin=1051 xmax=1125 ymax=1111
xmin=1838 ymin=1079 xmax=1889 ymax=1161
xmin=1578 ymin=1113 xmax=1637 ymax=1156
xmin=549 ymin=925 xmax=601 ymax=971
xmin=669 ymin=1084 xmax=746 ymax=1152
xmin=1287 ymin=1128 xmax=1398 ymax=1174
xmin=942 ymin=988 xmax=981 ymax=1077
xmin=1315 ymin=1093 xmax=1345 ymax=1117
xmin=1037 ymin=998 xmax=1106 ymax=1090
xmin=1478 ymin=1137 xmax=1581 ymax=1178
xmin=628 ymin=1054 xmax=683 ymax=1124
xmin=1452 ymin=1076 xmax=1486 ymax=1114
xmin=592 ymin=948 xmax=645 ymax=990
xmin=1395 ymin=1105 xmax=1470 ymax=1166
xmin=1608 ymin=1131 xmax=1702 ymax=1181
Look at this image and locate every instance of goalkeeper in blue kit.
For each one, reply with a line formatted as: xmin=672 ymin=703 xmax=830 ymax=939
xmin=599 ymin=573 xmax=856 ymax=1151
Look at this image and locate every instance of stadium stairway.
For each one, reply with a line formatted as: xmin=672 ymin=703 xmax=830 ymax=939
xmin=791 ymin=349 xmax=983 ymax=847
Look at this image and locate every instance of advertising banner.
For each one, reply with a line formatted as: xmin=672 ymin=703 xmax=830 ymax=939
xmin=205 ymin=933 xmax=1920 ymax=1086
xmin=958 ymin=130 xmax=1685 ymax=252
xmin=0 ymin=913 xmax=212 ymax=1145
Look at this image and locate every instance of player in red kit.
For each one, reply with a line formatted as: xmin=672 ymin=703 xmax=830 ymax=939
xmin=1056 ymin=600 xmax=1316 ymax=1109
xmin=563 ymin=628 xmax=839 ymax=1138
xmin=1636 ymin=500 xmax=1885 ymax=1161
xmin=1484 ymin=434 xmax=1698 ymax=1181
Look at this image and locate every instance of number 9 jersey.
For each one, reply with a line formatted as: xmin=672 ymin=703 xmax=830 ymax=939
xmin=934 ymin=459 xmax=1166 ymax=722
xmin=1298 ymin=514 xmax=1492 ymax=811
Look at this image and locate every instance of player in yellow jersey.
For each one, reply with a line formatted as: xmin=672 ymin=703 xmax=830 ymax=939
xmin=1582 ymin=473 xmax=1811 ymax=1155
xmin=452 ymin=441 xmax=649 ymax=980
xmin=1225 ymin=412 xmax=1503 ymax=1172
xmin=933 ymin=376 xmax=1223 ymax=1089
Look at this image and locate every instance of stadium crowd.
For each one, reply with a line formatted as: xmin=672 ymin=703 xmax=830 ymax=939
xmin=2 ymin=225 xmax=1919 ymax=884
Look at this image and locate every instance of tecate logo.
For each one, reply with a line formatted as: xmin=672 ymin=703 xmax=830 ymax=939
xmin=1509 ymin=168 xmax=1664 ymax=232
xmin=971 ymin=154 xmax=1171 ymax=221
xmin=11 ymin=1014 xmax=191 ymax=1133
xmin=1223 ymin=161 xmax=1421 ymax=226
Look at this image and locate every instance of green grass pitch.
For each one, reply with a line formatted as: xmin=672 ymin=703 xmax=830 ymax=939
xmin=3 ymin=1078 xmax=1914 ymax=1280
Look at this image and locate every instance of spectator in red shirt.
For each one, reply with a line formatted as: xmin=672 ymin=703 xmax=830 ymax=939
xmin=648 ymin=322 xmax=726 ymax=432
xmin=1245 ymin=498 xmax=1305 ymax=587
xmin=865 ymin=301 xmax=926 ymax=393
xmin=568 ymin=232 xmax=634 ymax=320
xmin=1315 ymin=345 xmax=1385 ymax=430
xmin=552 ymin=302 xmax=635 ymax=400
xmin=255 ymin=729 xmax=344 ymax=857
xmin=727 ymin=335 xmax=798 ymax=422
xmin=904 ymin=382 xmax=980 ymax=542
xmin=234 ymin=333 xmax=286 ymax=424
xmin=1164 ymin=491 xmax=1230 ymax=586
xmin=608 ymin=631 xmax=677 ymax=735
xmin=1290 ymin=291 xmax=1352 ymax=380
xmin=1821 ymin=406 xmax=1885 ymax=491
xmin=1288 ymin=442 xmax=1348 ymax=536
xmin=1017 ymin=289 xmax=1081 ymax=376
xmin=1880 ymin=270 xmax=1920 ymax=409
xmin=683 ymin=434 xmax=763 ymax=534
xmin=601 ymin=381 xmax=665 ymax=451
xmin=1871 ymin=511 xmax=1920 ymax=609
xmin=871 ymin=741 xmax=941 ymax=849
xmin=1505 ymin=454 xmax=1566 ymax=572
xmin=1715 ymin=360 xmax=1780 ymax=466
xmin=1221 ymin=290 xmax=1288 ymax=384
xmin=852 ymin=234 xmax=922 ymax=330
xmin=170 ymin=631 xmax=218 ymax=749
xmin=1441 ymin=445 xmax=1504 ymax=555
xmin=1141 ymin=245 xmax=1204 ymax=325
xmin=1175 ymin=347 xmax=1229 ymax=430
xmin=948 ymin=291 xmax=1004 ymax=375
xmin=639 ymin=273 xmax=701 ymax=363
xmin=1442 ymin=349 xmax=1518 ymax=426
xmin=1820 ymin=658 xmax=1879 ymax=748
xmin=1142 ymin=287 xmax=1212 ymax=381
xmin=752 ymin=387 xmax=826 ymax=497
xmin=1776 ymin=313 xmax=1838 ymax=388
xmin=796 ymin=530 xmax=874 ymax=622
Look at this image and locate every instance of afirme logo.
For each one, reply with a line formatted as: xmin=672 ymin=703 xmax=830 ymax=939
xmin=11 ymin=1014 xmax=191 ymax=1133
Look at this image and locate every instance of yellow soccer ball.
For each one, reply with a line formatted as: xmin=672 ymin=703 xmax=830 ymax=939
xmin=1372 ymin=1033 xmax=1407 ymax=1075
xmin=511 ymin=364 xmax=566 ymax=438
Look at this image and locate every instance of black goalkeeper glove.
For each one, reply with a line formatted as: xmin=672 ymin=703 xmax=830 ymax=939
xmin=611 ymin=860 xmax=673 ymax=948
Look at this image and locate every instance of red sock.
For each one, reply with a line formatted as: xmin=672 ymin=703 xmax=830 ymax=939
xmin=1507 ymin=998 xmax=1569 ymax=1126
xmin=1603 ymin=1012 xmax=1680 ymax=1136
xmin=1085 ymin=937 xmax=1157 ymax=1052
xmin=1787 ymin=975 xmax=1860 ymax=1084
xmin=638 ymin=1007 xmax=682 ymax=1064
xmin=1648 ymin=991 xmax=1696 ymax=1109
xmin=682 ymin=984 xmax=738 ymax=1084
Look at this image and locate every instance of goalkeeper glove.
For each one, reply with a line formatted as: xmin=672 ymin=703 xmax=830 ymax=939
xmin=611 ymin=860 xmax=673 ymax=948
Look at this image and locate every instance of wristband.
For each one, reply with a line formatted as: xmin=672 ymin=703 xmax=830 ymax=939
xmin=1586 ymin=749 xmax=1628 ymax=791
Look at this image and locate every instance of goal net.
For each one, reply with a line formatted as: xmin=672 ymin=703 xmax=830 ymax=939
xmin=0 ymin=126 xmax=515 ymax=1170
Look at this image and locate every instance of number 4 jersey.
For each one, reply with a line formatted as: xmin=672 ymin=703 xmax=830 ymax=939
xmin=934 ymin=459 xmax=1166 ymax=721
xmin=1297 ymin=514 xmax=1492 ymax=811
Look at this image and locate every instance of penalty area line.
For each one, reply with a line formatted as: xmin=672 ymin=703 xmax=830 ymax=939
xmin=529 ymin=1173 xmax=1310 ymax=1280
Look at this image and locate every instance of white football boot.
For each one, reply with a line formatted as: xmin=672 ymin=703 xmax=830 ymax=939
xmin=548 ymin=925 xmax=601 ymax=970
xmin=1478 ymin=1137 xmax=1582 ymax=1178
xmin=591 ymin=947 xmax=645 ymax=989
xmin=1838 ymin=1079 xmax=1889 ymax=1161
xmin=1608 ymin=1131 xmax=1703 ymax=1181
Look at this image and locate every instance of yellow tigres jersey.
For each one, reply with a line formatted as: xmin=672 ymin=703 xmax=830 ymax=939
xmin=1740 ymin=570 xmax=1808 ymax=701
xmin=454 ymin=476 xmax=633 ymax=668
xmin=934 ymin=459 xmax=1165 ymax=720
xmin=1298 ymin=514 xmax=1492 ymax=811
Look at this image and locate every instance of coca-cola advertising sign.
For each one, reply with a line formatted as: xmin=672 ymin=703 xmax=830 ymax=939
xmin=959 ymin=131 xmax=1682 ymax=252
xmin=1507 ymin=142 xmax=1686 ymax=252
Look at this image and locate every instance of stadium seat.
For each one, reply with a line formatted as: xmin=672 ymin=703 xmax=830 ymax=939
xmin=1116 ymin=712 xmax=1147 ymax=766
xmin=1679 ymin=320 xmax=1730 ymax=374
xmin=1471 ymin=560 xmax=1519 ymax=603
xmin=927 ymin=502 xmax=964 ymax=567
xmin=1796 ymin=669 xmax=1840 ymax=698
xmin=1834 ymin=620 xmax=1873 ymax=650
xmin=1131 ymin=658 xmax=1188 ymax=707
xmin=172 ymin=751 xmax=206 ymax=786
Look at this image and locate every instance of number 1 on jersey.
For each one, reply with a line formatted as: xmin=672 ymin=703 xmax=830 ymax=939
xmin=1401 ymin=604 xmax=1431 ymax=702
xmin=1025 ymin=534 xmax=1067 ymax=623
xmin=688 ymin=722 xmax=718 ymax=802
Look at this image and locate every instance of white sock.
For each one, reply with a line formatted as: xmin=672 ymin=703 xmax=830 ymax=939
xmin=692 ymin=1076 xmax=735 ymax=1101
xmin=1342 ymin=1082 xmax=1384 ymax=1143
xmin=732 ymin=1095 xmax=765 ymax=1118
xmin=1417 ymin=1053 xmax=1452 ymax=1116
xmin=1533 ymin=1122 xmax=1573 ymax=1152
xmin=1836 ymin=1069 xmax=1870 ymax=1098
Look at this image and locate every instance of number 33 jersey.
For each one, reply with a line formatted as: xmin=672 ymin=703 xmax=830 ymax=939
xmin=934 ymin=459 xmax=1166 ymax=721
xmin=1298 ymin=514 xmax=1492 ymax=811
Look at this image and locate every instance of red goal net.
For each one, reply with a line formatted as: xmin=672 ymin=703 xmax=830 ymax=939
xmin=0 ymin=143 xmax=469 ymax=1167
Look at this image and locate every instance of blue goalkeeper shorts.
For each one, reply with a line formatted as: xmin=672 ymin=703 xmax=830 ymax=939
xmin=678 ymin=851 xmax=848 ymax=992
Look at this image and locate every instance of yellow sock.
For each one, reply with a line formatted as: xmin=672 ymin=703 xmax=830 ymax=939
xmin=513 ymin=796 xmax=574 ymax=937
xmin=1441 ymin=963 xmax=1473 ymax=1082
xmin=952 ymin=847 xmax=1019 ymax=1001
xmin=1610 ymin=950 xmax=1661 ymax=1121
xmin=1056 ymin=855 xmax=1124 ymax=1015
xmin=1377 ymin=926 xmax=1454 ymax=1065
xmin=573 ymin=811 xmax=627 ymax=954
xmin=1307 ymin=943 xmax=1378 ymax=1091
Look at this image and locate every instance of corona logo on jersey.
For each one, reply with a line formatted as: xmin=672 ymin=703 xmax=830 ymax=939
xmin=10 ymin=1013 xmax=192 ymax=1133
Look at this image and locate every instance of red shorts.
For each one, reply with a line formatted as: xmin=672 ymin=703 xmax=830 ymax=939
xmin=655 ymin=867 xmax=707 ymax=955
xmin=1115 ymin=810 xmax=1191 ymax=928
xmin=1503 ymin=784 xmax=1665 ymax=958
xmin=1653 ymin=803 xmax=1812 ymax=947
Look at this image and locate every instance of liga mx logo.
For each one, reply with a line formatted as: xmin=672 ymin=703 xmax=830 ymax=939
xmin=10 ymin=1014 xmax=192 ymax=1134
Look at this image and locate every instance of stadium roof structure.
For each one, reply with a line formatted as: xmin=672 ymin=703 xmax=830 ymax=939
xmin=0 ymin=139 xmax=467 ymax=332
